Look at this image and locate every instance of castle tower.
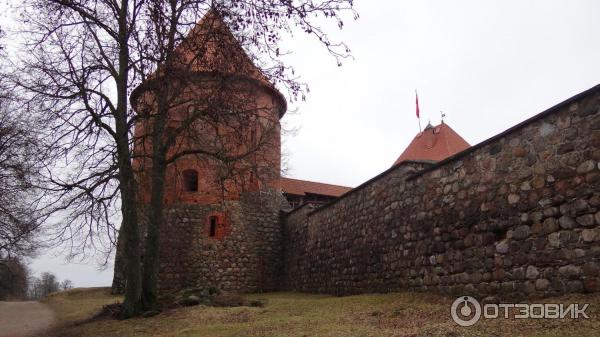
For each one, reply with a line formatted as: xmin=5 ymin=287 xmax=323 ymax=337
xmin=113 ymin=10 xmax=287 ymax=293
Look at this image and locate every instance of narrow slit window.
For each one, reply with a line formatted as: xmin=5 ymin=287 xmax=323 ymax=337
xmin=182 ymin=169 xmax=198 ymax=192
xmin=209 ymin=216 xmax=217 ymax=237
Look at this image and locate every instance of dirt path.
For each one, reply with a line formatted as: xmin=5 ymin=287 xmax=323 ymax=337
xmin=0 ymin=301 xmax=54 ymax=337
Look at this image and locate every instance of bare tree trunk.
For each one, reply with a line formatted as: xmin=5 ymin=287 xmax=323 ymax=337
xmin=142 ymin=154 xmax=167 ymax=310
xmin=116 ymin=0 xmax=143 ymax=318
xmin=140 ymin=1 xmax=178 ymax=310
xmin=141 ymin=97 xmax=169 ymax=311
xmin=117 ymin=156 xmax=143 ymax=317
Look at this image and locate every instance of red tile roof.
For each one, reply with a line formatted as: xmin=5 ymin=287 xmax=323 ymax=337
xmin=393 ymin=123 xmax=470 ymax=166
xmin=166 ymin=10 xmax=286 ymax=116
xmin=174 ymin=10 xmax=271 ymax=85
xmin=281 ymin=177 xmax=352 ymax=197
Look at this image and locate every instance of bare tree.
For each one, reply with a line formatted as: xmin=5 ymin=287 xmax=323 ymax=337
xmin=15 ymin=0 xmax=144 ymax=317
xmin=0 ymin=95 xmax=42 ymax=258
xmin=0 ymin=23 xmax=42 ymax=302
xmin=60 ymin=279 xmax=74 ymax=291
xmin=27 ymin=271 xmax=64 ymax=299
xmin=0 ymin=50 xmax=43 ymax=259
xmin=0 ymin=257 xmax=29 ymax=300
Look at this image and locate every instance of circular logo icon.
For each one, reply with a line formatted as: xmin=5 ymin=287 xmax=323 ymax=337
xmin=451 ymin=296 xmax=482 ymax=326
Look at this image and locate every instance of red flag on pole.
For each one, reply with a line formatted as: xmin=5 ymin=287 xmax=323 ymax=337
xmin=415 ymin=91 xmax=420 ymax=119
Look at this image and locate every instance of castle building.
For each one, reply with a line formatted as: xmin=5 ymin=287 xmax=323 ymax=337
xmin=114 ymin=10 xmax=600 ymax=299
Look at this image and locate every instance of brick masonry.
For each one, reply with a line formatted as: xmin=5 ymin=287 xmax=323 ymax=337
xmin=283 ymin=85 xmax=600 ymax=298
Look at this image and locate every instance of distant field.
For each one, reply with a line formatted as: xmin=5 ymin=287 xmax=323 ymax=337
xmin=43 ymin=288 xmax=600 ymax=337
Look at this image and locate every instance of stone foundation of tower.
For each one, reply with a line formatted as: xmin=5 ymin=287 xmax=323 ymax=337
xmin=112 ymin=189 xmax=287 ymax=294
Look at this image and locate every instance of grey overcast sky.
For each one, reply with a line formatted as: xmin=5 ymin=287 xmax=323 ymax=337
xmin=22 ymin=0 xmax=600 ymax=286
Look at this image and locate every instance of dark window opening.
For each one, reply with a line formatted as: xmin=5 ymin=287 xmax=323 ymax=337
xmin=182 ymin=169 xmax=198 ymax=192
xmin=209 ymin=216 xmax=217 ymax=237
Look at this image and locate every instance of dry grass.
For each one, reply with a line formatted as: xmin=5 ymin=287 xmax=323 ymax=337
xmin=42 ymin=287 xmax=122 ymax=328
xmin=44 ymin=288 xmax=600 ymax=337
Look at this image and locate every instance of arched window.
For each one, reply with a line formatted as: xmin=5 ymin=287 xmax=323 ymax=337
xmin=182 ymin=169 xmax=198 ymax=192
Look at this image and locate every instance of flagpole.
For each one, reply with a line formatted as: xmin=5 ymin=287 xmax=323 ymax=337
xmin=416 ymin=90 xmax=421 ymax=132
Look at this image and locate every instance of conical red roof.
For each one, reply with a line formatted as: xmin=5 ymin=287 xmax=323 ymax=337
xmin=393 ymin=123 xmax=470 ymax=166
xmin=130 ymin=10 xmax=287 ymax=116
xmin=173 ymin=9 xmax=271 ymax=86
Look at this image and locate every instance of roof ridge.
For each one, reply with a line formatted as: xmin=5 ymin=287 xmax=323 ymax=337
xmin=281 ymin=176 xmax=352 ymax=189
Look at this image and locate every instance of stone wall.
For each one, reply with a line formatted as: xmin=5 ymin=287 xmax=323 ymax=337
xmin=156 ymin=189 xmax=285 ymax=293
xmin=283 ymin=85 xmax=600 ymax=298
xmin=113 ymin=189 xmax=285 ymax=294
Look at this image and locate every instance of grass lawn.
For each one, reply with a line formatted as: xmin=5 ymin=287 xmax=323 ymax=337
xmin=43 ymin=288 xmax=600 ymax=337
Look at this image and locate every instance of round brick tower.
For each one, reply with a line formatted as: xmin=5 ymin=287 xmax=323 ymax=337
xmin=112 ymin=10 xmax=287 ymax=294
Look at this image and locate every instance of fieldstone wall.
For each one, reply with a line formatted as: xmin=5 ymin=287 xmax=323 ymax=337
xmin=283 ymin=86 xmax=600 ymax=298
xmin=157 ymin=189 xmax=285 ymax=293
xmin=113 ymin=189 xmax=285 ymax=294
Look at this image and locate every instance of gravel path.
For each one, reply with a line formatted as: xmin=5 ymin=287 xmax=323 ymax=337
xmin=0 ymin=301 xmax=54 ymax=337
